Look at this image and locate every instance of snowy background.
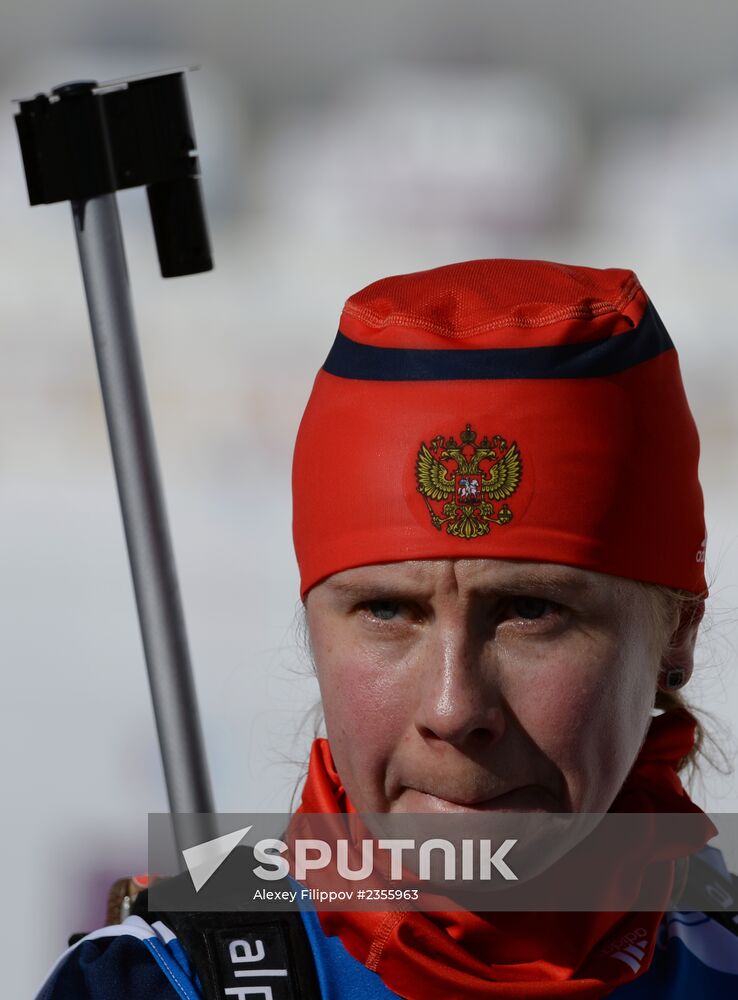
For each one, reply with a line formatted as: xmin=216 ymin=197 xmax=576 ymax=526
xmin=1 ymin=2 xmax=738 ymax=995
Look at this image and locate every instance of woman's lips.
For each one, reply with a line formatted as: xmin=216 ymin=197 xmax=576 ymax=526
xmin=398 ymin=785 xmax=557 ymax=813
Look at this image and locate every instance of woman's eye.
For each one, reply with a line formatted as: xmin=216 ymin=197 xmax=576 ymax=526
xmin=356 ymin=597 xmax=424 ymax=627
xmin=506 ymin=596 xmax=557 ymax=621
xmin=366 ymin=600 xmax=402 ymax=621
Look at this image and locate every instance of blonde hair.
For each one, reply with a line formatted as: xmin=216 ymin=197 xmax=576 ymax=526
xmin=639 ymin=582 xmax=726 ymax=781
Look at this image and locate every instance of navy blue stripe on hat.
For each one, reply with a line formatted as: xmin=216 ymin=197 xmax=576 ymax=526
xmin=322 ymin=300 xmax=674 ymax=381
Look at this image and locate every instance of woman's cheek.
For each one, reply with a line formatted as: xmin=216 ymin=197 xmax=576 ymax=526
xmin=325 ymin=662 xmax=403 ymax=735
xmin=318 ymin=652 xmax=413 ymax=804
xmin=504 ymin=652 xmax=613 ymax=764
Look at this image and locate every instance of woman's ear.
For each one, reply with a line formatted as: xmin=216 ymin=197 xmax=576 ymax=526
xmin=657 ymin=599 xmax=705 ymax=692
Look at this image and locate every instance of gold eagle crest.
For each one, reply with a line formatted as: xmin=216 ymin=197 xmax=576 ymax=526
xmin=415 ymin=424 xmax=522 ymax=538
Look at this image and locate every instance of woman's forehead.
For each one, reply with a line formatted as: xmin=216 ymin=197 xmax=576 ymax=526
xmin=319 ymin=558 xmax=627 ymax=599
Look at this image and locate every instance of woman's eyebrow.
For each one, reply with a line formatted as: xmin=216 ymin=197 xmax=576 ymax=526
xmin=472 ymin=571 xmax=590 ymax=597
xmin=325 ymin=579 xmax=430 ymax=600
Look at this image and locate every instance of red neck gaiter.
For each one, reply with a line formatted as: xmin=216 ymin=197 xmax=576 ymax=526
xmin=297 ymin=710 xmax=711 ymax=999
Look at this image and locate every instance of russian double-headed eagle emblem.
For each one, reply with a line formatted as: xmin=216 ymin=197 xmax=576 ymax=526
xmin=415 ymin=424 xmax=522 ymax=539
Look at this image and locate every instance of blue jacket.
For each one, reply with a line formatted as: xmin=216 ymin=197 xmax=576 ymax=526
xmin=36 ymin=849 xmax=738 ymax=999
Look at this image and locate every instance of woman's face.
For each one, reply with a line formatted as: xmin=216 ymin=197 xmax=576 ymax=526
xmin=306 ymin=558 xmax=674 ymax=815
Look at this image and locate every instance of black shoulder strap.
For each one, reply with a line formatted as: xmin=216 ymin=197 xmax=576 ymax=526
xmin=133 ymin=889 xmax=323 ymax=1000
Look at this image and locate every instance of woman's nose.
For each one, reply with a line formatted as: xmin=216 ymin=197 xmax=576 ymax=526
xmin=413 ymin=626 xmax=506 ymax=748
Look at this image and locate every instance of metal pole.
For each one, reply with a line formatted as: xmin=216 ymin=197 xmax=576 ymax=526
xmin=72 ymin=191 xmax=214 ymax=817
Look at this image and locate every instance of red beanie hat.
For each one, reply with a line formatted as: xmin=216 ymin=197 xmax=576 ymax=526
xmin=292 ymin=259 xmax=707 ymax=598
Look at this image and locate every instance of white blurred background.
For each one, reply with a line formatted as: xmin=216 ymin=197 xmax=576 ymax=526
xmin=1 ymin=2 xmax=738 ymax=994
